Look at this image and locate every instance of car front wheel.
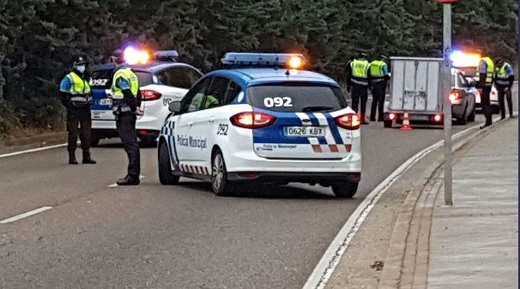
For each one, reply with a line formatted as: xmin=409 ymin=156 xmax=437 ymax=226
xmin=211 ymin=149 xmax=233 ymax=196
xmin=158 ymin=141 xmax=180 ymax=185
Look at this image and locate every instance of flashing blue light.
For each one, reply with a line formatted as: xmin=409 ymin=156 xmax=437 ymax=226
xmin=221 ymin=52 xmax=306 ymax=68
xmin=449 ymin=50 xmax=463 ymax=62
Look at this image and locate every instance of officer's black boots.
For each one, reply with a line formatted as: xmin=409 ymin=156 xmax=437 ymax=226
xmin=69 ymin=152 xmax=78 ymax=165
xmin=116 ymin=175 xmax=140 ymax=186
xmin=82 ymin=150 xmax=96 ymax=164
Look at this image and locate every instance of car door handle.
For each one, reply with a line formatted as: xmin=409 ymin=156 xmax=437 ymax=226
xmin=187 ymin=121 xmax=193 ymax=127
xmin=208 ymin=116 xmax=215 ymax=123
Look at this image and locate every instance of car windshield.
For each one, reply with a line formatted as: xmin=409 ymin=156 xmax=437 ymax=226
xmin=247 ymin=82 xmax=347 ymax=112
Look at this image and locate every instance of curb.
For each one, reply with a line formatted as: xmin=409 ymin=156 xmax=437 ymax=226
xmin=377 ymin=116 xmax=513 ymax=289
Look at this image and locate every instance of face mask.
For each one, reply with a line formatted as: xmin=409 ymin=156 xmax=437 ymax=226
xmin=76 ymin=65 xmax=86 ymax=73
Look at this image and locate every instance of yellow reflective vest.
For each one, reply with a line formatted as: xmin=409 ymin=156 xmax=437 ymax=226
xmin=351 ymin=59 xmax=369 ymax=78
xmin=63 ymin=72 xmax=91 ymax=104
xmin=479 ymin=57 xmax=495 ymax=84
xmin=111 ymin=68 xmax=139 ymax=99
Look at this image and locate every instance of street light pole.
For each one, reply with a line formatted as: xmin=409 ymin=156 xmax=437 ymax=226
xmin=441 ymin=3 xmax=453 ymax=206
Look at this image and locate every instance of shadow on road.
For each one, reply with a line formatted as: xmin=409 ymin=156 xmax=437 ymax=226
xmin=173 ymin=181 xmax=340 ymax=200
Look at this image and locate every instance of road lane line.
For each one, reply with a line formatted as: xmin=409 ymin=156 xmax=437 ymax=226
xmin=301 ymin=116 xmax=505 ymax=289
xmin=0 ymin=144 xmax=67 ymax=158
xmin=0 ymin=206 xmax=53 ymax=224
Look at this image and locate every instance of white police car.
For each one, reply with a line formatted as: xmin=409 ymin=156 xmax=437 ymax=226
xmin=90 ymin=48 xmax=203 ymax=146
xmin=157 ymin=53 xmax=362 ymax=197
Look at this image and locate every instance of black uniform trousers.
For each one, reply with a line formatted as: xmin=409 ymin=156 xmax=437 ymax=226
xmin=496 ymin=84 xmax=513 ymax=118
xmin=370 ymin=81 xmax=387 ymax=121
xmin=116 ymin=113 xmax=141 ymax=179
xmin=481 ymin=85 xmax=493 ymax=126
xmin=67 ymin=106 xmax=92 ymax=153
xmin=351 ymin=83 xmax=369 ymax=117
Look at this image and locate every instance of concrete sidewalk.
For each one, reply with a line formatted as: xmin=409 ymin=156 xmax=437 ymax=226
xmin=376 ymin=118 xmax=519 ymax=289
xmin=427 ymin=119 xmax=518 ymax=289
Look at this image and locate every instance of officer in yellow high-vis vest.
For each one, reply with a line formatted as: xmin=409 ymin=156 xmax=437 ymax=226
xmin=346 ymin=52 xmax=371 ymax=124
xmin=110 ymin=49 xmax=142 ymax=186
xmin=59 ymin=55 xmax=96 ymax=165
xmin=477 ymin=55 xmax=495 ymax=128
xmin=369 ymin=54 xmax=390 ymax=122
xmin=494 ymin=57 xmax=515 ymax=119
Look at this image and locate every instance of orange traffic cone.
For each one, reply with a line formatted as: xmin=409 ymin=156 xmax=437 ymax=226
xmin=400 ymin=110 xmax=412 ymax=131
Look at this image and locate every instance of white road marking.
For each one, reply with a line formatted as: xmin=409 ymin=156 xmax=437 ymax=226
xmin=301 ymin=115 xmax=505 ymax=289
xmin=0 ymin=143 xmax=67 ymax=158
xmin=0 ymin=206 xmax=53 ymax=224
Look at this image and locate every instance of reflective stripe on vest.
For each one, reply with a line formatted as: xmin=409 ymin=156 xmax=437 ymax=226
xmin=481 ymin=57 xmax=494 ymax=84
xmin=351 ymin=59 xmax=369 ymax=79
xmin=111 ymin=68 xmax=139 ymax=100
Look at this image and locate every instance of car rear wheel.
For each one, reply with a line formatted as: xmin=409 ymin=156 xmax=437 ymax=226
xmin=139 ymin=136 xmax=157 ymax=147
xmin=90 ymin=135 xmax=100 ymax=147
xmin=455 ymin=106 xmax=468 ymax=125
xmin=467 ymin=106 xmax=476 ymax=122
xmin=332 ymin=182 xmax=358 ymax=198
xmin=383 ymin=120 xmax=392 ymax=128
xmin=211 ymin=149 xmax=233 ymax=196
xmin=158 ymin=142 xmax=180 ymax=185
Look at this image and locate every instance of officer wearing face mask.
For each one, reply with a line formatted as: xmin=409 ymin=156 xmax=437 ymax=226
xmin=59 ymin=55 xmax=96 ymax=165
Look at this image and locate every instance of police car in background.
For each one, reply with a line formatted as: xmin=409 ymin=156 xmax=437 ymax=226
xmin=450 ymin=50 xmax=499 ymax=113
xmin=90 ymin=48 xmax=203 ymax=146
xmin=157 ymin=53 xmax=362 ymax=198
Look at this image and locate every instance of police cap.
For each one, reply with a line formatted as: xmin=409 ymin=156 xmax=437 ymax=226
xmin=73 ymin=55 xmax=87 ymax=66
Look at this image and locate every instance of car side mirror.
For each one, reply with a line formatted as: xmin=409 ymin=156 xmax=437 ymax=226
xmin=168 ymin=101 xmax=182 ymax=113
xmin=468 ymin=80 xmax=476 ymax=87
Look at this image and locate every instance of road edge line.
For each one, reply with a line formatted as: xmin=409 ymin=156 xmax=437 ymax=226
xmin=0 ymin=143 xmax=67 ymax=158
xmin=0 ymin=206 xmax=53 ymax=224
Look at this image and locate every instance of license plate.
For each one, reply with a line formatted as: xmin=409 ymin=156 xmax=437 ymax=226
xmin=99 ymin=98 xmax=112 ymax=105
xmin=409 ymin=115 xmax=429 ymax=121
xmin=285 ymin=126 xmax=325 ymax=137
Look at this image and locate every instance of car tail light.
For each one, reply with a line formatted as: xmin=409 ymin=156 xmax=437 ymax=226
xmin=141 ymin=89 xmax=162 ymax=101
xmin=389 ymin=113 xmax=397 ymax=120
xmin=431 ymin=113 xmax=443 ymax=122
xmin=449 ymin=90 xmax=463 ymax=102
xmin=230 ymin=112 xmax=276 ymax=129
xmin=335 ymin=113 xmax=360 ymax=130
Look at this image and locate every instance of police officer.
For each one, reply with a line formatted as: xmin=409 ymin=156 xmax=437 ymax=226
xmin=494 ymin=57 xmax=515 ymax=119
xmin=59 ymin=55 xmax=96 ymax=165
xmin=347 ymin=52 xmax=371 ymax=124
xmin=369 ymin=54 xmax=390 ymax=122
xmin=477 ymin=55 xmax=495 ymax=129
xmin=110 ymin=49 xmax=142 ymax=186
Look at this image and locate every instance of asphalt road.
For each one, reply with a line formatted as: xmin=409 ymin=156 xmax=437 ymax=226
xmin=0 ymin=110 xmax=503 ymax=288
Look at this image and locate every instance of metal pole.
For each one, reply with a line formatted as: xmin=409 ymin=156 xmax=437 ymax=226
xmin=442 ymin=3 xmax=453 ymax=206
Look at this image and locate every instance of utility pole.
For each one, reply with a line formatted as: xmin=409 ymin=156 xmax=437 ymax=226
xmin=437 ymin=0 xmax=457 ymax=206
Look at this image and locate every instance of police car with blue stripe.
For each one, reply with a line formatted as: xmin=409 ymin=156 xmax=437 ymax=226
xmin=90 ymin=48 xmax=203 ymax=146
xmin=158 ymin=53 xmax=362 ymax=197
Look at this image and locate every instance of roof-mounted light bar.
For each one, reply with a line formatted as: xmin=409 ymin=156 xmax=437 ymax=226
xmin=221 ymin=53 xmax=306 ymax=69
xmin=123 ymin=46 xmax=179 ymax=65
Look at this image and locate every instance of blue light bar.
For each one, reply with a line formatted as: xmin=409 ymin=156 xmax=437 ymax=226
xmin=221 ymin=52 xmax=306 ymax=68
xmin=155 ymin=50 xmax=179 ymax=58
xmin=154 ymin=50 xmax=179 ymax=61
